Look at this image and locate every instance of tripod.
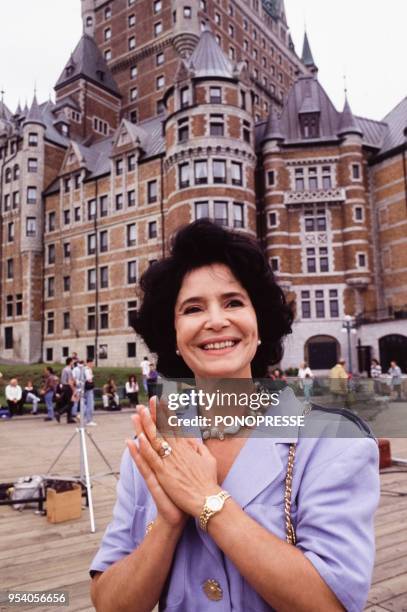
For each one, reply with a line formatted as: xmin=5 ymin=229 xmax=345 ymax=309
xmin=47 ymin=378 xmax=118 ymax=533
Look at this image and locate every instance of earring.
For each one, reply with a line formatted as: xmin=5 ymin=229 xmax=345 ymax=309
xmin=176 ymin=349 xmax=180 ymax=355
xmin=257 ymin=340 xmax=262 ymax=346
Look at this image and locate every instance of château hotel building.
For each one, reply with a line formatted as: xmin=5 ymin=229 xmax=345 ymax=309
xmin=0 ymin=0 xmax=406 ymax=372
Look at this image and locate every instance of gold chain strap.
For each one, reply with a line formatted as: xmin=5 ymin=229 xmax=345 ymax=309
xmin=284 ymin=442 xmax=297 ymax=545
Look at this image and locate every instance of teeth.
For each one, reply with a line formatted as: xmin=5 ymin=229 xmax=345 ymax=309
xmin=202 ymin=340 xmax=236 ymax=350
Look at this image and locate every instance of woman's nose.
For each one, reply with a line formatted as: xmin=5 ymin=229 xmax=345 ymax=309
xmin=204 ymin=304 xmax=230 ymax=329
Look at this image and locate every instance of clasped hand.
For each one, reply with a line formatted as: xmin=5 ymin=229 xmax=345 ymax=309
xmin=126 ymin=397 xmax=220 ymax=528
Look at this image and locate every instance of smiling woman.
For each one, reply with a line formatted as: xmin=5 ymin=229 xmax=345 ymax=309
xmin=90 ymin=220 xmax=380 ymax=612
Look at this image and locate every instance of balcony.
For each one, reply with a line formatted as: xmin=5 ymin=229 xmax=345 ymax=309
xmin=355 ymin=305 xmax=407 ymax=326
xmin=284 ymin=187 xmax=346 ymax=206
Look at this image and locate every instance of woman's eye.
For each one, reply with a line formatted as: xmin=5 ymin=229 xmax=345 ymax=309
xmin=184 ymin=306 xmax=201 ymax=314
xmin=226 ymin=299 xmax=244 ymax=308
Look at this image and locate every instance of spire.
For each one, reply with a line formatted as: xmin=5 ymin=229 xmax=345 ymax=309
xmin=187 ymin=23 xmax=234 ymax=79
xmin=24 ymin=92 xmax=45 ymax=127
xmin=263 ymin=105 xmax=284 ymax=143
xmin=15 ymin=100 xmax=22 ymax=115
xmin=55 ymin=34 xmax=120 ymax=97
xmin=338 ymin=96 xmax=363 ymax=137
xmin=301 ymin=32 xmax=318 ymax=74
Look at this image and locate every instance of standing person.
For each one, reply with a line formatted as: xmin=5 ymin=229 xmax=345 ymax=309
xmin=90 ymin=220 xmax=379 ymax=612
xmin=5 ymin=378 xmax=23 ymax=417
xmin=329 ymin=358 xmax=348 ymax=400
xmin=72 ymin=360 xmax=85 ymax=419
xmin=140 ymin=356 xmax=150 ymax=393
xmin=146 ymin=363 xmax=158 ymax=399
xmin=84 ymin=360 xmax=96 ymax=426
xmin=125 ymin=375 xmax=139 ymax=409
xmin=370 ymin=358 xmax=382 ymax=394
xmin=298 ymin=361 xmax=314 ymax=383
xmin=22 ymin=379 xmax=41 ymax=415
xmin=42 ymin=367 xmax=58 ymax=421
xmin=298 ymin=361 xmax=314 ymax=401
xmin=71 ymin=351 xmax=80 ymax=367
xmin=57 ymin=357 xmax=76 ymax=423
xmin=388 ymin=360 xmax=402 ymax=400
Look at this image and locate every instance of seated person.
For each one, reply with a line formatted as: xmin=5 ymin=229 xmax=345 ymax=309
xmin=5 ymin=378 xmax=23 ymax=416
xmin=102 ymin=378 xmax=121 ymax=411
xmin=125 ymin=375 xmax=139 ymax=408
xmin=22 ymin=379 xmax=41 ymax=414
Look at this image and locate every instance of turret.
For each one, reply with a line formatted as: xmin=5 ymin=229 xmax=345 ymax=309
xmin=81 ymin=0 xmax=95 ymax=37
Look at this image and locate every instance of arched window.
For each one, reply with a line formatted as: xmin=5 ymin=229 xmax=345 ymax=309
xmin=305 ymin=335 xmax=339 ymax=370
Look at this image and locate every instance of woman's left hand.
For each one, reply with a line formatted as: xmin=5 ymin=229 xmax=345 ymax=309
xmin=137 ymin=404 xmax=220 ymax=517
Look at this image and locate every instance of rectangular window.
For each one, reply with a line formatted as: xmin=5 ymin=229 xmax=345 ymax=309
xmin=88 ymin=199 xmax=96 ymax=220
xmin=100 ymin=266 xmax=109 ymax=288
xmin=88 ymin=233 xmax=96 ymax=255
xmin=127 ymin=223 xmax=137 ymax=246
xmin=5 ymin=327 xmax=13 ymax=349
xmin=243 ymin=120 xmax=250 ymax=143
xmin=47 ymin=276 xmax=55 ymax=297
xmin=99 ymin=345 xmax=108 ymax=360
xmin=271 ymin=257 xmax=279 ymax=272
xmin=47 ymin=312 xmax=55 ymax=335
xmin=180 ymin=88 xmax=189 ymax=109
xmin=48 ymin=211 xmax=56 ymax=231
xmin=6 ymin=295 xmax=13 ymax=318
xmin=322 ymin=166 xmax=332 ymax=189
xmin=154 ymin=21 xmax=163 ymax=36
xmin=7 ymin=258 xmax=14 ymax=279
xmin=306 ymin=248 xmax=316 ymax=273
xmin=4 ymin=194 xmax=10 ymax=210
xmin=355 ymin=206 xmax=363 ymax=221
xmin=63 ymin=311 xmax=70 ymax=330
xmin=74 ymin=174 xmax=81 ymax=189
xmin=130 ymin=65 xmax=137 ymax=79
xmin=100 ymin=195 xmax=108 ymax=217
xmin=127 ymin=342 xmax=137 ymax=358
xmin=154 ymin=0 xmax=162 ymax=13
xmin=319 ymin=247 xmax=329 ymax=272
xmin=88 ymin=269 xmax=96 ymax=291
xmin=315 ymin=290 xmax=325 ymax=318
xmin=74 ymin=206 xmax=81 ymax=221
xmin=156 ymin=75 xmax=165 ymax=90
xmin=209 ymin=115 xmax=224 ymax=136
xmin=231 ymin=162 xmax=243 ymax=186
xmin=301 ymin=291 xmax=311 ymax=318
xmin=147 ymin=180 xmax=157 ymax=203
xmin=214 ymin=201 xmax=228 ymax=226
xmin=178 ymin=117 xmax=189 ymax=142
xmin=233 ymin=202 xmax=244 ymax=228
xmin=295 ymin=168 xmax=304 ymax=191
xmin=352 ymin=164 xmax=361 ymax=180
xmin=100 ymin=230 xmax=108 ymax=252
xmin=16 ymin=294 xmax=23 ymax=316
xmin=87 ymin=306 xmax=96 ymax=331
xmin=195 ymin=201 xmax=209 ymax=220
xmin=308 ymin=167 xmax=318 ymax=190
xmin=210 ymin=87 xmax=222 ymax=104
xmin=156 ymin=52 xmax=164 ymax=66
xmin=128 ymin=260 xmax=137 ymax=284
xmin=63 ymin=276 xmax=70 ymax=292
xmin=329 ymin=289 xmax=339 ymax=317
xmin=127 ymin=300 xmax=138 ymax=327
xmin=100 ymin=305 xmax=109 ymax=329
xmin=128 ymin=36 xmax=136 ymax=50
xmin=63 ymin=242 xmax=70 ymax=258
xmin=28 ymin=132 xmax=38 ymax=146
xmin=45 ymin=347 xmax=53 ymax=362
xmin=213 ymin=160 xmax=226 ymax=184
xmin=116 ymin=159 xmax=123 ymax=176
xmin=48 ymin=244 xmax=55 ymax=265
xmin=26 ymin=216 xmax=36 ymax=237
xmin=63 ymin=209 xmax=70 ymax=225
xmin=128 ymin=154 xmax=136 ymax=172
xmin=127 ymin=190 xmax=136 ymax=207
xmin=28 ymin=158 xmax=38 ymax=172
xmin=7 ymin=222 xmax=14 ymax=242
xmin=64 ymin=178 xmax=70 ymax=193
xmin=179 ymin=163 xmax=190 ymax=188
xmin=148 ymin=221 xmax=158 ymax=239
xmin=194 ymin=160 xmax=208 ymax=184
xmin=12 ymin=191 xmax=19 ymax=207
xmin=115 ymin=193 xmax=123 ymax=210
xmin=358 ymin=253 xmax=367 ymax=268
xmin=130 ymin=87 xmax=138 ymax=100
xmin=128 ymin=13 xmax=136 ymax=26
xmin=269 ymin=212 xmax=277 ymax=227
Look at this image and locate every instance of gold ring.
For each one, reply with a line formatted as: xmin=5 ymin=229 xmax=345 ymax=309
xmin=158 ymin=440 xmax=172 ymax=458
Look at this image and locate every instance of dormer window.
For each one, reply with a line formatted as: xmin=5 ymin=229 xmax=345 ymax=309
xmin=300 ymin=113 xmax=320 ymax=139
xmin=86 ymin=16 xmax=93 ymax=27
xmin=97 ymin=70 xmax=105 ymax=82
xmin=66 ymin=66 xmax=74 ymax=77
xmin=60 ymin=123 xmax=70 ymax=136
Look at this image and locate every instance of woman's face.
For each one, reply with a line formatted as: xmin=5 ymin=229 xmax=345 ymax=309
xmin=174 ymin=264 xmax=259 ymax=380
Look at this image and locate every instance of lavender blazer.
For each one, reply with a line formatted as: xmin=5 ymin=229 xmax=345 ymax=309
xmin=91 ymin=391 xmax=380 ymax=611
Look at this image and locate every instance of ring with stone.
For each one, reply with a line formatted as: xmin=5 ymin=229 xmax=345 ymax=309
xmin=158 ymin=440 xmax=172 ymax=458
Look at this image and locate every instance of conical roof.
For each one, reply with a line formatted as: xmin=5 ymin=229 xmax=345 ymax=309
xmin=188 ymin=23 xmax=234 ymax=79
xmin=0 ymin=99 xmax=12 ymax=120
xmin=24 ymin=93 xmax=45 ymax=126
xmin=338 ymin=97 xmax=363 ymax=137
xmin=301 ymin=32 xmax=318 ymax=72
xmin=263 ymin=105 xmax=284 ymax=142
xmin=55 ymin=34 xmax=120 ymax=97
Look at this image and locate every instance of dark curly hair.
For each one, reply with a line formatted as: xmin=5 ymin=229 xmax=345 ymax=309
xmin=133 ymin=219 xmax=293 ymax=377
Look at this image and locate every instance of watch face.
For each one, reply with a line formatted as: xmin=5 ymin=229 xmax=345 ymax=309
xmin=207 ymin=495 xmax=223 ymax=512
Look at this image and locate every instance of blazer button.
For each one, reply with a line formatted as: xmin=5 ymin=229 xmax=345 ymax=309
xmin=202 ymin=579 xmax=223 ymax=601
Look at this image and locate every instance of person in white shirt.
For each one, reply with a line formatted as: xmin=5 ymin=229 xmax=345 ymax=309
xmin=71 ymin=360 xmax=85 ymax=419
xmin=84 ymin=360 xmax=96 ymax=426
xmin=298 ymin=362 xmax=314 ymax=402
xmin=6 ymin=378 xmax=23 ymax=417
xmin=140 ymin=356 xmax=150 ymax=393
xmin=125 ymin=375 xmax=139 ymax=409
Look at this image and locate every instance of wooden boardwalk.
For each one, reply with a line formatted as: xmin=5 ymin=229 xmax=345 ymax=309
xmin=1 ymin=414 xmax=406 ymax=611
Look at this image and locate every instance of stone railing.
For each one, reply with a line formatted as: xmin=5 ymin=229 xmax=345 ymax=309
xmin=284 ymin=187 xmax=346 ymax=206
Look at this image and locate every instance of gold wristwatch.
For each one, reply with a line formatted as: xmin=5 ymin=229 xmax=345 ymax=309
xmin=199 ymin=490 xmax=231 ymax=531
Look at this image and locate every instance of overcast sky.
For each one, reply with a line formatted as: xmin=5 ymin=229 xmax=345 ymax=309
xmin=0 ymin=0 xmax=406 ymax=121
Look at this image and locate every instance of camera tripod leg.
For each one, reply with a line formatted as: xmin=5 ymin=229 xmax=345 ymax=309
xmin=79 ymin=426 xmax=96 ymax=533
xmin=47 ymin=431 xmax=77 ymax=474
xmin=85 ymin=431 xmax=117 ymax=479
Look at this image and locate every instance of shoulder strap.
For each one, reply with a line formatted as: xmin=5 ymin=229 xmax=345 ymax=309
xmin=284 ymin=442 xmax=297 ymax=545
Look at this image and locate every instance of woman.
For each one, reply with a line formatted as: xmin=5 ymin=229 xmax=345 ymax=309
xmin=125 ymin=374 xmax=139 ymax=408
xmin=90 ymin=220 xmax=379 ymax=612
xmin=41 ymin=367 xmax=58 ymax=421
xmin=146 ymin=363 xmax=158 ymax=399
xmin=102 ymin=378 xmax=120 ymax=411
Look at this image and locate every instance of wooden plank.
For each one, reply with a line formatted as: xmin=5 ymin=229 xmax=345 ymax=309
xmin=368 ymin=574 xmax=407 ymax=604
xmin=372 ymin=554 xmax=407 ymax=583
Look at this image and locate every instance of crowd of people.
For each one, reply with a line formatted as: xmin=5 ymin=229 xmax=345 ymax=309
xmin=0 ymin=353 xmax=160 ymax=423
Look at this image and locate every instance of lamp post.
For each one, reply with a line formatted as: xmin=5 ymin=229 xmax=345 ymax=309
xmin=341 ymin=314 xmax=357 ymax=373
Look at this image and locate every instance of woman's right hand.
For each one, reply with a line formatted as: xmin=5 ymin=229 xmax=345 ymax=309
xmin=127 ymin=399 xmax=186 ymax=529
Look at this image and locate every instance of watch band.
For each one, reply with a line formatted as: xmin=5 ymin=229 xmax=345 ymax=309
xmin=199 ymin=490 xmax=231 ymax=531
